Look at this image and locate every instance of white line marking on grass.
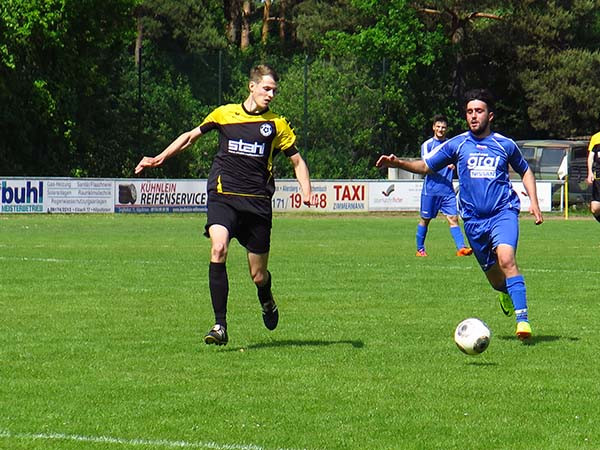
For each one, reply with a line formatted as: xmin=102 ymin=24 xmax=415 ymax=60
xmin=0 ymin=429 xmax=289 ymax=449
xmin=0 ymin=256 xmax=169 ymax=265
xmin=411 ymin=264 xmax=600 ymax=275
xmin=5 ymin=255 xmax=600 ymax=275
xmin=0 ymin=256 xmax=68 ymax=263
xmin=524 ymin=267 xmax=600 ymax=274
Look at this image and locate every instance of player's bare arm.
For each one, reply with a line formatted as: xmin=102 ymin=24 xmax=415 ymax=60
xmin=290 ymin=152 xmax=314 ymax=205
xmin=587 ymin=150 xmax=595 ymax=184
xmin=521 ymin=168 xmax=544 ymax=225
xmin=135 ymin=127 xmax=203 ymax=174
xmin=375 ymin=154 xmax=432 ymax=175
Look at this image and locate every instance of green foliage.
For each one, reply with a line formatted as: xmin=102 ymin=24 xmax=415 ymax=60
xmin=292 ymin=0 xmax=363 ymax=53
xmin=133 ymin=42 xmax=211 ymax=178
xmin=139 ymin=0 xmax=227 ymax=51
xmin=509 ymin=0 xmax=600 ymax=136
xmin=0 ymin=0 xmax=67 ymax=70
xmin=519 ymin=48 xmax=600 ymax=137
xmin=318 ymin=0 xmax=451 ymax=156
xmin=4 ymin=0 xmax=600 ymax=178
xmin=323 ymin=0 xmax=442 ymax=69
xmin=0 ymin=0 xmax=139 ymax=176
xmin=272 ymin=56 xmax=383 ymax=179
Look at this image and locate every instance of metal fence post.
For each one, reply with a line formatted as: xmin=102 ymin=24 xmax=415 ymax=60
xmin=303 ymin=54 xmax=309 ymax=152
xmin=218 ymin=49 xmax=223 ymax=105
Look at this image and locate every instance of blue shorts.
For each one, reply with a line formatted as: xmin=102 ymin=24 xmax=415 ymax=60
xmin=463 ymin=209 xmax=519 ymax=272
xmin=420 ymin=193 xmax=458 ymax=219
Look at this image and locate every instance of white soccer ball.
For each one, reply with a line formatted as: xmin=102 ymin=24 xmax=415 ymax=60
xmin=454 ymin=318 xmax=491 ymax=355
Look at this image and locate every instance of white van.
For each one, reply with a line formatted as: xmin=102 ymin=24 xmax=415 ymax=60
xmin=515 ymin=139 xmax=590 ymax=205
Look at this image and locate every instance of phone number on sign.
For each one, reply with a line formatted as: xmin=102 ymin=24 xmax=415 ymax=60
xmin=272 ymin=193 xmax=328 ymax=209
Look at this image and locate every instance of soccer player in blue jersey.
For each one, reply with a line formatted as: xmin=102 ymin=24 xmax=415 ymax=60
xmin=376 ymin=89 xmax=543 ymax=340
xmin=416 ymin=114 xmax=472 ymax=257
xmin=135 ymin=65 xmax=313 ymax=346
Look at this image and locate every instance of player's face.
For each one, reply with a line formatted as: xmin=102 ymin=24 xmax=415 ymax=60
xmin=465 ymin=100 xmax=493 ymax=137
xmin=432 ymin=121 xmax=448 ymax=140
xmin=249 ymin=75 xmax=278 ymax=111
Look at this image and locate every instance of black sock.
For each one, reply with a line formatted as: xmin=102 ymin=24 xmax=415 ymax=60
xmin=209 ymin=262 xmax=228 ymax=328
xmin=595 ymin=214 xmax=600 ymax=223
xmin=257 ymin=271 xmax=273 ymax=305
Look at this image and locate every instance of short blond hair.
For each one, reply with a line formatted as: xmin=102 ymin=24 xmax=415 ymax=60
xmin=249 ymin=64 xmax=279 ymax=83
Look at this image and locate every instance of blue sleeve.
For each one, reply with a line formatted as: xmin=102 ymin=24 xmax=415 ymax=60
xmin=424 ymin=140 xmax=456 ymax=172
xmin=507 ymin=141 xmax=529 ymax=176
xmin=420 ymin=141 xmax=427 ymax=159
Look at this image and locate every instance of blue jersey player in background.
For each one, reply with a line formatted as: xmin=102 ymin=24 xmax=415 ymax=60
xmin=416 ymin=114 xmax=472 ymax=257
xmin=377 ymin=89 xmax=543 ymax=341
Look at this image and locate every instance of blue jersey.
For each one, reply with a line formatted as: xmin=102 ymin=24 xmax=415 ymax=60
xmin=424 ymin=131 xmax=529 ymax=220
xmin=421 ymin=137 xmax=455 ymax=196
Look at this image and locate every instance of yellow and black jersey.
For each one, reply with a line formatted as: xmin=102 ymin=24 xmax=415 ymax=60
xmin=200 ymin=103 xmax=298 ymax=199
xmin=589 ymin=131 xmax=600 ymax=177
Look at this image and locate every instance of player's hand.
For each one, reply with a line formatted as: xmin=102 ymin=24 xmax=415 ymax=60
xmin=302 ymin=192 xmax=314 ymax=207
xmin=530 ymin=206 xmax=543 ymax=225
xmin=135 ymin=156 xmax=159 ymax=175
xmin=586 ymin=174 xmax=595 ymax=185
xmin=375 ymin=154 xmax=397 ymax=168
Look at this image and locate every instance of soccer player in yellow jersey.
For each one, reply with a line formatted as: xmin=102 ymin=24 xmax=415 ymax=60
xmin=135 ymin=65 xmax=313 ymax=346
xmin=586 ymin=131 xmax=600 ymax=222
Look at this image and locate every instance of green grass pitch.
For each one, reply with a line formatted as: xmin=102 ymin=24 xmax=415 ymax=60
xmin=1 ymin=213 xmax=598 ymax=449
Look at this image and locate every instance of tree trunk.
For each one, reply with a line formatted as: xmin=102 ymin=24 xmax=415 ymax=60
xmin=261 ymin=0 xmax=272 ymax=44
xmin=224 ymin=0 xmax=241 ymax=45
xmin=279 ymin=0 xmax=288 ymax=42
xmin=241 ymin=0 xmax=251 ymax=50
xmin=135 ymin=19 xmax=143 ymax=66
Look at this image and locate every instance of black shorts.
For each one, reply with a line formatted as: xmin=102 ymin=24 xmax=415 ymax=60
xmin=204 ymin=194 xmax=272 ymax=254
xmin=593 ymin=180 xmax=600 ymax=202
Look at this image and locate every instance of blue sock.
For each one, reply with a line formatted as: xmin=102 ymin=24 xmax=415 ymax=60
xmin=416 ymin=224 xmax=427 ymax=251
xmin=506 ymin=275 xmax=528 ymax=322
xmin=449 ymin=226 xmax=466 ymax=250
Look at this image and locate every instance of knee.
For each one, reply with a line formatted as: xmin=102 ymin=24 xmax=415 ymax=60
xmin=447 ymin=216 xmax=459 ymax=226
xmin=211 ymin=242 xmax=228 ymax=262
xmin=251 ymin=269 xmax=268 ymax=286
xmin=497 ymin=255 xmax=517 ymax=274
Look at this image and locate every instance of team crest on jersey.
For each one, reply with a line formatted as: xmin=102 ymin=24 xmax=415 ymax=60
xmin=260 ymin=123 xmax=273 ymax=137
xmin=467 ymin=153 xmax=500 ymax=178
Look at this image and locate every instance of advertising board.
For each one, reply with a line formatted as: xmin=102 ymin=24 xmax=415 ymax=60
xmin=0 ymin=178 xmax=554 ymax=214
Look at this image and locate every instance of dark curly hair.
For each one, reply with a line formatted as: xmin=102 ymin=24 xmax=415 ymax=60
xmin=463 ymin=88 xmax=495 ymax=112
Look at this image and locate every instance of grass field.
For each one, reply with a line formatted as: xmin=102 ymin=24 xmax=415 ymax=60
xmin=1 ymin=213 xmax=599 ymax=449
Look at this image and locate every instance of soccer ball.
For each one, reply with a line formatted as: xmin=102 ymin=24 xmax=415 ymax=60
xmin=454 ymin=318 xmax=491 ymax=355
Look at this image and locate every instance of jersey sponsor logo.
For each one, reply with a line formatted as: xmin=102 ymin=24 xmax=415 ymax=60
xmin=467 ymin=153 xmax=500 ymax=178
xmin=228 ymin=139 xmax=266 ymax=157
xmin=260 ymin=123 xmax=273 ymax=137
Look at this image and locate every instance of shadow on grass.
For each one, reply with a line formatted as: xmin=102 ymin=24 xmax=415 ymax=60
xmin=224 ymin=339 xmax=364 ymax=352
xmin=496 ymin=335 xmax=578 ymax=345
xmin=465 ymin=361 xmax=498 ymax=367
